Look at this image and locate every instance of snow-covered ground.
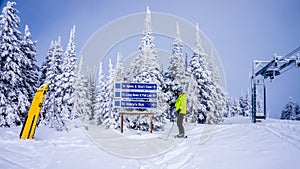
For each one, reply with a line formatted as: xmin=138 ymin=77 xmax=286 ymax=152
xmin=1 ymin=117 xmax=300 ymax=169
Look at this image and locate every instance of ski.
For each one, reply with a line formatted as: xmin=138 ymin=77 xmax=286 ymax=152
xmin=20 ymin=84 xmax=49 ymax=140
xmin=174 ymin=135 xmax=187 ymax=138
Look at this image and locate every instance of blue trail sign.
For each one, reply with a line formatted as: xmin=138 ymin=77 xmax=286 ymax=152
xmin=114 ymin=100 xmax=157 ymax=108
xmin=114 ymin=82 xmax=157 ymax=108
xmin=118 ymin=83 xmax=157 ymax=90
xmin=114 ymin=91 xmax=157 ymax=99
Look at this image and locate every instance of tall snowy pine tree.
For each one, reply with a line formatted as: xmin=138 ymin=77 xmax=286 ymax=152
xmin=86 ymin=67 xmax=97 ymax=120
xmin=39 ymin=41 xmax=54 ymax=86
xmin=107 ymin=52 xmax=125 ymax=127
xmin=167 ymin=22 xmax=185 ymax=86
xmin=165 ymin=22 xmax=193 ymax=121
xmin=128 ymin=6 xmax=167 ymax=131
xmin=101 ymin=59 xmax=119 ymax=129
xmin=189 ymin=24 xmax=218 ymax=124
xmin=185 ymin=73 xmax=203 ymax=123
xmin=41 ymin=37 xmax=67 ymax=131
xmin=72 ymin=55 xmax=91 ymax=121
xmin=114 ymin=52 xmax=125 ymax=82
xmin=21 ymin=25 xmax=39 ymax=103
xmin=0 ymin=2 xmax=32 ymax=127
xmin=281 ymin=97 xmax=300 ymax=120
xmin=94 ymin=61 xmax=106 ymax=125
xmin=239 ymin=90 xmax=251 ymax=116
xmin=55 ymin=26 xmax=77 ymax=129
xmin=206 ymin=48 xmax=225 ymax=123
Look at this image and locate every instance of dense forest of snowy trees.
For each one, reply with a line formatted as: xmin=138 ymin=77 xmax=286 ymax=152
xmin=0 ymin=2 xmax=226 ymax=130
xmin=281 ymin=97 xmax=300 ymax=120
xmin=224 ymin=91 xmax=252 ymax=118
xmin=224 ymin=95 xmax=300 ymax=121
xmin=6 ymin=2 xmax=291 ymax=131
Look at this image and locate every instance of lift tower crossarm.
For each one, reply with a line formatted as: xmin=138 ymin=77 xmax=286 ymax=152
xmin=255 ymin=46 xmax=300 ymax=79
xmin=255 ymin=60 xmax=275 ymax=77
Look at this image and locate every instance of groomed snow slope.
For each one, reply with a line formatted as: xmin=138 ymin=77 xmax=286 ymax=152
xmin=1 ymin=117 xmax=300 ymax=169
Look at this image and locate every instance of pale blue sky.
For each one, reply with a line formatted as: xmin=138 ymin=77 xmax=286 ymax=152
xmin=2 ymin=0 xmax=300 ymax=118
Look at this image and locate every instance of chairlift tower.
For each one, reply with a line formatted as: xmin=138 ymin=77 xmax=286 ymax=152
xmin=251 ymin=46 xmax=300 ymax=123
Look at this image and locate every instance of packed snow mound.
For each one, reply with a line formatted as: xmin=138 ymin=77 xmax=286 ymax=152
xmin=1 ymin=117 xmax=300 ymax=169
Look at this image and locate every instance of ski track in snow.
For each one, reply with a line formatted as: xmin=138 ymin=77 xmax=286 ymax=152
xmin=0 ymin=155 xmax=28 ymax=169
xmin=259 ymin=120 xmax=300 ymax=150
xmin=156 ymin=142 xmax=190 ymax=165
xmin=164 ymin=153 xmax=193 ymax=169
xmin=139 ymin=124 xmax=213 ymax=169
xmin=140 ymin=125 xmax=219 ymax=169
xmin=0 ymin=137 xmax=41 ymax=168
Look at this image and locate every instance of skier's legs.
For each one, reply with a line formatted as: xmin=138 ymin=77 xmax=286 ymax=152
xmin=177 ymin=113 xmax=185 ymax=136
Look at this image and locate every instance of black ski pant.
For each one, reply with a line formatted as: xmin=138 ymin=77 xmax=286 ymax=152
xmin=177 ymin=113 xmax=185 ymax=135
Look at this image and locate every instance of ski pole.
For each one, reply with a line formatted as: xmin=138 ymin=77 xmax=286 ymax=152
xmin=164 ymin=120 xmax=175 ymax=141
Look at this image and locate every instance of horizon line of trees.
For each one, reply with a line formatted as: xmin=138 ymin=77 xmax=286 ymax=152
xmin=225 ymin=90 xmax=300 ymax=121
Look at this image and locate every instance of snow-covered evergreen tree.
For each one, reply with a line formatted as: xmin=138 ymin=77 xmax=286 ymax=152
xmin=53 ymin=26 xmax=77 ymax=130
xmin=239 ymin=94 xmax=246 ymax=116
xmin=94 ymin=61 xmax=106 ymax=125
xmin=296 ymin=104 xmax=300 ymax=120
xmin=39 ymin=41 xmax=54 ymax=86
xmin=114 ymin=52 xmax=125 ymax=82
xmin=245 ymin=91 xmax=252 ymax=116
xmin=128 ymin=6 xmax=167 ymax=131
xmin=41 ymin=37 xmax=67 ymax=131
xmin=59 ymin=26 xmax=77 ymax=120
xmin=93 ymin=54 xmax=124 ymax=128
xmin=233 ymin=97 xmax=242 ymax=116
xmin=20 ymin=25 xmax=39 ymax=102
xmin=0 ymin=1 xmax=28 ymax=127
xmin=185 ymin=73 xmax=203 ymax=123
xmin=224 ymin=91 xmax=251 ymax=118
xmin=239 ymin=90 xmax=252 ymax=116
xmin=86 ymin=68 xmax=96 ymax=120
xmin=224 ymin=97 xmax=232 ymax=117
xmin=207 ymin=48 xmax=225 ymax=123
xmin=129 ymin=6 xmax=156 ymax=80
xmin=164 ymin=23 xmax=192 ymax=122
xmin=72 ymin=55 xmax=91 ymax=121
xmin=162 ymin=71 xmax=176 ymax=121
xmin=38 ymin=41 xmax=54 ymax=123
xmin=281 ymin=97 xmax=300 ymax=120
xmin=224 ymin=96 xmax=240 ymax=117
xmin=108 ymin=52 xmax=125 ymax=126
xmin=48 ymin=37 xmax=65 ymax=130
xmin=189 ymin=24 xmax=216 ymax=124
xmin=168 ymin=22 xmax=185 ymax=86
xmin=101 ymin=59 xmax=120 ymax=129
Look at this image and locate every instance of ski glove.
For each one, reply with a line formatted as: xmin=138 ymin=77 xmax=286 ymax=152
xmin=176 ymin=109 xmax=181 ymax=114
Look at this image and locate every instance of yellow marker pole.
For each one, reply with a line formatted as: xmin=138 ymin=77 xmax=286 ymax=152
xmin=20 ymin=84 xmax=49 ymax=139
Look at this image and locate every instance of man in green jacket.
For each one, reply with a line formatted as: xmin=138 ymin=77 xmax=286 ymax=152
xmin=175 ymin=87 xmax=187 ymax=138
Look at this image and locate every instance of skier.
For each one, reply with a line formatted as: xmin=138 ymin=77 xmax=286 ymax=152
xmin=175 ymin=87 xmax=187 ymax=138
